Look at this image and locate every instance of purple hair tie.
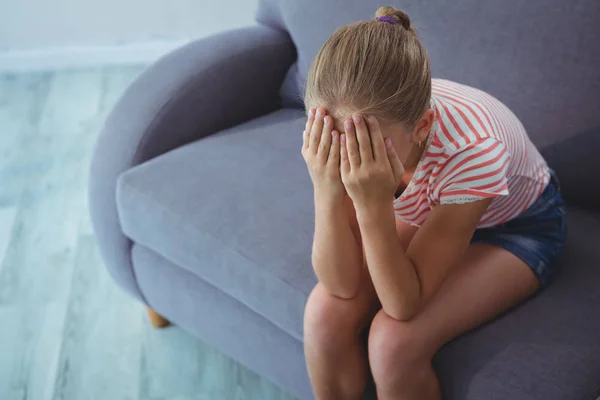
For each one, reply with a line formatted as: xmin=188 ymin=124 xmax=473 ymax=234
xmin=376 ymin=16 xmax=398 ymax=25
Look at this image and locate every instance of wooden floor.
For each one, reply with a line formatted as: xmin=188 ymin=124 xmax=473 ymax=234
xmin=0 ymin=67 xmax=297 ymax=400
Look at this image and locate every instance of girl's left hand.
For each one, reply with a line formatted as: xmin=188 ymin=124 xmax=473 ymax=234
xmin=340 ymin=114 xmax=405 ymax=211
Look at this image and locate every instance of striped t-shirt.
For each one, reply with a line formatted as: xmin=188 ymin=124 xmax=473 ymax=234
xmin=394 ymin=79 xmax=550 ymax=229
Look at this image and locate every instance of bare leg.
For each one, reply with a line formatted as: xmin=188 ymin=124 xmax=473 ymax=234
xmin=368 ymin=243 xmax=540 ymax=399
xmin=304 ymin=270 xmax=380 ymax=400
xmin=147 ymin=307 xmax=170 ymax=328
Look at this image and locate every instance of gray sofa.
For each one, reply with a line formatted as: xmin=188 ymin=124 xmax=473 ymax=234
xmin=89 ymin=0 xmax=600 ymax=399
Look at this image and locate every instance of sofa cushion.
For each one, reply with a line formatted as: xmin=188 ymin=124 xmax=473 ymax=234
xmin=434 ymin=206 xmax=600 ymax=399
xmin=117 ymin=108 xmax=315 ymax=341
xmin=119 ymin=110 xmax=600 ymax=397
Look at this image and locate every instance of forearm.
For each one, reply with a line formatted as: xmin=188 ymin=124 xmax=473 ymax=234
xmin=357 ymin=202 xmax=421 ymax=320
xmin=312 ymin=197 xmax=364 ymax=299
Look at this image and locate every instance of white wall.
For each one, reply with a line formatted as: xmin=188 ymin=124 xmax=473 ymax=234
xmin=0 ymin=0 xmax=259 ymax=71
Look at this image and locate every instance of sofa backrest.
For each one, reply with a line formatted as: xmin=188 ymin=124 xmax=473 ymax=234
xmin=256 ymin=0 xmax=600 ymax=150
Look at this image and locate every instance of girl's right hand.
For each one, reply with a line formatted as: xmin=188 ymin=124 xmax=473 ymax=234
xmin=301 ymin=107 xmax=345 ymax=205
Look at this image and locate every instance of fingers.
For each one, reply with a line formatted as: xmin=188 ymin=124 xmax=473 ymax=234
xmin=309 ymin=107 xmax=326 ymax=152
xmin=386 ymin=138 xmax=405 ymax=183
xmin=328 ymin=130 xmax=340 ymax=167
xmin=366 ymin=115 xmax=386 ymax=161
xmin=340 ymin=134 xmax=350 ymax=175
xmin=317 ymin=115 xmax=333 ymax=161
xmin=352 ymin=114 xmax=373 ymax=163
xmin=303 ymin=108 xmax=315 ymax=151
xmin=344 ymin=119 xmax=361 ymax=168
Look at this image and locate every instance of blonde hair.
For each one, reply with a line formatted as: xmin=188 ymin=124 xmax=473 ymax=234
xmin=304 ymin=6 xmax=431 ymax=127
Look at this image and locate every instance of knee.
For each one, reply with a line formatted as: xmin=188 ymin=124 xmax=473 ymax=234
xmin=304 ymin=283 xmax=366 ymax=353
xmin=368 ymin=310 xmax=426 ymax=388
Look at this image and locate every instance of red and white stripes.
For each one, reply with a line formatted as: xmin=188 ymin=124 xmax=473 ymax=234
xmin=394 ymin=79 xmax=550 ymax=228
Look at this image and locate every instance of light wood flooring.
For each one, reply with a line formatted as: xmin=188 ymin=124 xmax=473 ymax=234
xmin=0 ymin=67 xmax=296 ymax=400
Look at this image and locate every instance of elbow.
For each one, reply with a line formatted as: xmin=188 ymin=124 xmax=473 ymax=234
xmin=315 ymin=266 xmax=361 ymax=299
xmin=384 ymin=274 xmax=424 ymax=321
xmin=312 ymin=258 xmax=362 ymax=300
xmin=321 ymin=282 xmax=360 ymax=300
xmin=382 ymin=305 xmax=419 ymax=322
xmin=381 ymin=294 xmax=423 ymax=322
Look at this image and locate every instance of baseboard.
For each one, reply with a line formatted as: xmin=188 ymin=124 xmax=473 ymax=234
xmin=0 ymin=40 xmax=190 ymax=72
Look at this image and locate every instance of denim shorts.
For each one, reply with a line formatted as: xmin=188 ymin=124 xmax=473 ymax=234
xmin=470 ymin=170 xmax=567 ymax=288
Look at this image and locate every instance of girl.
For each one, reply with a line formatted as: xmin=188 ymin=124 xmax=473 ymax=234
xmin=300 ymin=6 xmax=566 ymax=400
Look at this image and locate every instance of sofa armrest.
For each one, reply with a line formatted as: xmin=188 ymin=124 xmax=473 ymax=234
xmin=89 ymin=25 xmax=296 ymax=302
xmin=540 ymin=127 xmax=600 ymax=212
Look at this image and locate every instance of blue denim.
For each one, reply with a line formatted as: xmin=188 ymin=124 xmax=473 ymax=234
xmin=471 ymin=170 xmax=567 ymax=287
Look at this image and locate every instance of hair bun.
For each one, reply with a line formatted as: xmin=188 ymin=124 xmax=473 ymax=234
xmin=375 ymin=6 xmax=412 ymax=32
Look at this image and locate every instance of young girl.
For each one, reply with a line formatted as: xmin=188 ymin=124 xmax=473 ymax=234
xmin=300 ymin=6 xmax=566 ymax=400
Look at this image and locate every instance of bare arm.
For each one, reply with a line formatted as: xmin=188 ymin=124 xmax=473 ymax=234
xmin=358 ymin=199 xmax=492 ymax=320
xmin=340 ymin=113 xmax=492 ymax=320
xmin=395 ymin=215 xmax=418 ymax=252
xmin=302 ymin=108 xmax=364 ymax=299
xmin=312 ymin=199 xmax=416 ymax=299
xmin=312 ymin=195 xmax=364 ymax=299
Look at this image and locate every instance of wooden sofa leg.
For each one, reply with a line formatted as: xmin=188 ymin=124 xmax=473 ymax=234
xmin=147 ymin=307 xmax=170 ymax=328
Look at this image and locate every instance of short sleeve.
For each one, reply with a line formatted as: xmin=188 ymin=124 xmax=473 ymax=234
xmin=433 ymin=138 xmax=510 ymax=205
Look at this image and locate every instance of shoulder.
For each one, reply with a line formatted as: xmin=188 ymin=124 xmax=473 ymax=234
xmin=431 ymin=79 xmax=501 ymax=150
